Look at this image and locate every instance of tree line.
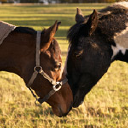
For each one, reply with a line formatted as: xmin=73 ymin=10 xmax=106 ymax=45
xmin=0 ymin=0 xmax=125 ymax=3
xmin=21 ymin=0 xmax=123 ymax=3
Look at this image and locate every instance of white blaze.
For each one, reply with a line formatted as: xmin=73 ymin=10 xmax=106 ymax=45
xmin=111 ymin=44 xmax=126 ymax=59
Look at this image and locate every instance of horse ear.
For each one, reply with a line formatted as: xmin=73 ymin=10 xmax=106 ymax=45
xmin=41 ymin=21 xmax=61 ymax=51
xmin=75 ymin=8 xmax=84 ymax=23
xmin=86 ymin=9 xmax=98 ymax=36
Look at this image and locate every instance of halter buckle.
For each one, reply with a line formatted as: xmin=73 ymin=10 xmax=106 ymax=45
xmin=53 ymin=82 xmax=62 ymax=91
xmin=34 ymin=66 xmax=42 ymax=73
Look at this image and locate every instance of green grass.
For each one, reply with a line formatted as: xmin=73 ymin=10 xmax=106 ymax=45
xmin=0 ymin=3 xmax=128 ymax=128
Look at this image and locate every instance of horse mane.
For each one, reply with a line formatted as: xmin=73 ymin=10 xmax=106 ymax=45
xmin=98 ymin=4 xmax=128 ymax=38
xmin=14 ymin=27 xmax=37 ymax=35
xmin=67 ymin=3 xmax=128 ymax=45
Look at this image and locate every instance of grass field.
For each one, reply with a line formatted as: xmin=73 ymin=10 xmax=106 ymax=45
xmin=0 ymin=3 xmax=128 ymax=128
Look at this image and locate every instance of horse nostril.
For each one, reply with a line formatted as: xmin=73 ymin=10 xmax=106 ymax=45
xmin=58 ymin=105 xmax=63 ymax=117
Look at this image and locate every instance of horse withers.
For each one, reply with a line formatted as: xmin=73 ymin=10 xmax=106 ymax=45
xmin=0 ymin=21 xmax=73 ymax=117
xmin=66 ymin=2 xmax=128 ymax=107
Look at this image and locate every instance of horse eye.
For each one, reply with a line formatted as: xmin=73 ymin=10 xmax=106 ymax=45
xmin=74 ymin=49 xmax=84 ymax=57
xmin=54 ymin=62 xmax=61 ymax=71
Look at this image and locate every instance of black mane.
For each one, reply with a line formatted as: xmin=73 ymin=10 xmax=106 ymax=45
xmin=67 ymin=3 xmax=128 ymax=45
xmin=14 ymin=27 xmax=37 ymax=35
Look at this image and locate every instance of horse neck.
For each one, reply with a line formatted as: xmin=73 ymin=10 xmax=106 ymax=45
xmin=0 ymin=31 xmax=35 ymax=82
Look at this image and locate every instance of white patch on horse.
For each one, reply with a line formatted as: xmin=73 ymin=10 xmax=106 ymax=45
xmin=98 ymin=11 xmax=111 ymax=17
xmin=114 ymin=25 xmax=128 ymax=49
xmin=111 ymin=44 xmax=126 ymax=59
xmin=114 ymin=1 xmax=128 ymax=8
xmin=112 ymin=22 xmax=128 ymax=59
xmin=64 ymin=44 xmax=71 ymax=75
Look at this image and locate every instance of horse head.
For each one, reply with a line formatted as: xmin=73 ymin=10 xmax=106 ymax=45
xmin=67 ymin=9 xmax=109 ymax=107
xmin=0 ymin=21 xmax=73 ymax=117
xmin=66 ymin=3 xmax=128 ymax=107
xmin=30 ymin=21 xmax=73 ymax=117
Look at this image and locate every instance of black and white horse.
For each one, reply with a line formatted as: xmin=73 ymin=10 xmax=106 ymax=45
xmin=65 ymin=2 xmax=128 ymax=107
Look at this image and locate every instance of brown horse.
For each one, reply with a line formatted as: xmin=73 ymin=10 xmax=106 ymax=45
xmin=0 ymin=21 xmax=73 ymax=117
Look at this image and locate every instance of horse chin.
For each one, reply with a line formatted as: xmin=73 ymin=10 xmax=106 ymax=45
xmin=52 ymin=105 xmax=72 ymax=117
xmin=47 ymin=99 xmax=72 ymax=117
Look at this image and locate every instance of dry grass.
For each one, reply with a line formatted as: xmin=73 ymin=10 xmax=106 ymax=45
xmin=0 ymin=3 xmax=127 ymax=128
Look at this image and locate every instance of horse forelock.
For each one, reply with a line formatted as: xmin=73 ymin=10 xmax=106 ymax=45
xmin=67 ymin=22 xmax=84 ymax=45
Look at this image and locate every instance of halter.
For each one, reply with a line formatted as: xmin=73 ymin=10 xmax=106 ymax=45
xmin=27 ymin=31 xmax=68 ymax=105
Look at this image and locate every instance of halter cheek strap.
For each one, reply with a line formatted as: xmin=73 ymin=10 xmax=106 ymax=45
xmin=27 ymin=31 xmax=68 ymax=105
xmin=27 ymin=31 xmax=57 ymax=87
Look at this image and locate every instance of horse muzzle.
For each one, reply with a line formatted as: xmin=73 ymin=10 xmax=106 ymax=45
xmin=52 ymin=102 xmax=73 ymax=117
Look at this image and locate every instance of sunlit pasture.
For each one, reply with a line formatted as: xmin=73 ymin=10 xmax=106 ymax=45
xmin=0 ymin=3 xmax=128 ymax=128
